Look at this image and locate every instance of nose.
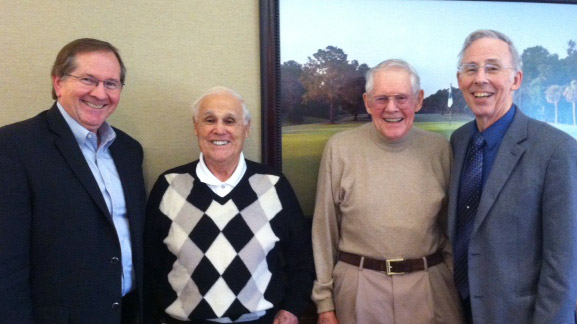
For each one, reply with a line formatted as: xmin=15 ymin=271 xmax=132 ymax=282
xmin=473 ymin=68 xmax=489 ymax=85
xmin=89 ymin=82 xmax=108 ymax=99
xmin=213 ymin=121 xmax=226 ymax=134
xmin=384 ymin=98 xmax=399 ymax=112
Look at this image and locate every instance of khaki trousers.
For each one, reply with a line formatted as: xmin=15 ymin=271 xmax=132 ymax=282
xmin=333 ymin=260 xmax=463 ymax=324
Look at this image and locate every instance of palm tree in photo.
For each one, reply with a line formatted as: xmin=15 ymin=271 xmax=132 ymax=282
xmin=546 ymin=85 xmax=563 ymax=123
xmin=563 ymin=80 xmax=577 ymax=126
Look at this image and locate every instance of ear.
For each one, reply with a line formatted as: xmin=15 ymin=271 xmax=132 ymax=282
xmin=363 ymin=93 xmax=373 ymax=115
xmin=193 ymin=119 xmax=199 ymax=136
xmin=511 ymin=70 xmax=523 ymax=91
xmin=244 ymin=120 xmax=251 ymax=138
xmin=52 ymin=75 xmax=64 ymax=98
xmin=414 ymin=90 xmax=424 ymax=113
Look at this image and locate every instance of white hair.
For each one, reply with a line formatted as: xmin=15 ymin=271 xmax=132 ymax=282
xmin=365 ymin=59 xmax=421 ymax=95
xmin=191 ymin=86 xmax=251 ymax=125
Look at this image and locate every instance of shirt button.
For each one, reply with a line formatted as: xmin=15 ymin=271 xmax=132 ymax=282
xmin=112 ymin=302 xmax=120 ymax=310
xmin=111 ymin=257 xmax=120 ymax=264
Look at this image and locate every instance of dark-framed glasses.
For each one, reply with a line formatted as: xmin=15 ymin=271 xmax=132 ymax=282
xmin=458 ymin=63 xmax=514 ymax=76
xmin=371 ymin=94 xmax=411 ymax=107
xmin=65 ymin=74 xmax=124 ymax=90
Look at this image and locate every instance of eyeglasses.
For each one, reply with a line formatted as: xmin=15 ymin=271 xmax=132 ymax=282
xmin=65 ymin=74 xmax=124 ymax=90
xmin=458 ymin=63 xmax=515 ymax=76
xmin=370 ymin=94 xmax=411 ymax=107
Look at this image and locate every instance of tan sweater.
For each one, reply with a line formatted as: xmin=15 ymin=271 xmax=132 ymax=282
xmin=312 ymin=123 xmax=461 ymax=321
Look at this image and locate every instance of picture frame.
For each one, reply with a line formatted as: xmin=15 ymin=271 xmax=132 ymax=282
xmin=260 ymin=0 xmax=577 ymax=217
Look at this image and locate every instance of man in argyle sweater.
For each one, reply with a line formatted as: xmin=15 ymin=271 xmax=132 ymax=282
xmin=144 ymin=86 xmax=314 ymax=324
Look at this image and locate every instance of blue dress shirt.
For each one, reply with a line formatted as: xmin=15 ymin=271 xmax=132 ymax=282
xmin=469 ymin=105 xmax=517 ymax=188
xmin=57 ymin=103 xmax=134 ymax=296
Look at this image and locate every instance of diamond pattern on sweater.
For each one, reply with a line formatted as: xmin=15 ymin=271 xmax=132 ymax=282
xmin=204 ymin=277 xmax=237 ymax=317
xmin=160 ymin=172 xmax=282 ymax=321
xmin=205 ymin=233 xmax=237 ymax=274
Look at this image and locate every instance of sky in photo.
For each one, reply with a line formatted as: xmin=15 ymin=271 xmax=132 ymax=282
xmin=280 ymin=0 xmax=577 ymax=96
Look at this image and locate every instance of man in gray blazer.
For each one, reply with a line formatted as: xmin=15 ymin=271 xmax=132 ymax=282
xmin=448 ymin=29 xmax=577 ymax=323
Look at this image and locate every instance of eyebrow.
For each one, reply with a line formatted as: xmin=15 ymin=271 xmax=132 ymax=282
xmin=200 ymin=110 xmax=240 ymax=119
xmin=78 ymin=73 xmax=121 ymax=82
xmin=464 ymin=58 xmax=503 ymax=65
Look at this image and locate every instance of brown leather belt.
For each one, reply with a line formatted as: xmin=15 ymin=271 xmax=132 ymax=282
xmin=338 ymin=251 xmax=444 ymax=275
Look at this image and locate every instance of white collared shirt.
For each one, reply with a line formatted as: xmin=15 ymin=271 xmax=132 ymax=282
xmin=196 ymin=152 xmax=247 ymax=197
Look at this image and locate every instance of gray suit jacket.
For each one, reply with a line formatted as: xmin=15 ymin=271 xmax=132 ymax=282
xmin=448 ymin=108 xmax=577 ymax=323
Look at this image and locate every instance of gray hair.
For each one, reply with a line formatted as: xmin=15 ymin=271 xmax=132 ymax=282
xmin=191 ymin=86 xmax=251 ymax=125
xmin=51 ymin=38 xmax=126 ymax=100
xmin=365 ymin=59 xmax=421 ymax=95
xmin=458 ymin=29 xmax=522 ymax=72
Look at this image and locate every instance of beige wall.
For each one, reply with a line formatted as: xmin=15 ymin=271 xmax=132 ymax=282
xmin=0 ymin=0 xmax=262 ymax=190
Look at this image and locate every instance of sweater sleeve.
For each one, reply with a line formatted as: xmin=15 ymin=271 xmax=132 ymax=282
xmin=277 ymin=174 xmax=315 ymax=317
xmin=142 ymin=174 xmax=170 ymax=324
xmin=311 ymin=139 xmax=341 ymax=313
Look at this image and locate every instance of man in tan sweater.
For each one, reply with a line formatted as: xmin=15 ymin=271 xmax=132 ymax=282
xmin=312 ymin=59 xmax=463 ymax=324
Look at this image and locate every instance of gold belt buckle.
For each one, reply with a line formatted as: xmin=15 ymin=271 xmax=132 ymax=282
xmin=385 ymin=258 xmax=405 ymax=275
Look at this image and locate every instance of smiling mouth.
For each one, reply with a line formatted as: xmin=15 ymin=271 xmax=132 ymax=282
xmin=83 ymin=100 xmax=106 ymax=109
xmin=384 ymin=118 xmax=403 ymax=123
xmin=212 ymin=140 xmax=230 ymax=146
xmin=473 ymin=92 xmax=492 ymax=98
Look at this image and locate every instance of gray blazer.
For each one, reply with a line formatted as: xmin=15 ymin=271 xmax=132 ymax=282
xmin=448 ymin=108 xmax=577 ymax=323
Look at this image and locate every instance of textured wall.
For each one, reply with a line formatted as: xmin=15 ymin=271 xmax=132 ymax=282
xmin=0 ymin=0 xmax=261 ymax=190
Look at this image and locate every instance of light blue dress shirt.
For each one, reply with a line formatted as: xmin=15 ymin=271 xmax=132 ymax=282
xmin=57 ymin=103 xmax=134 ymax=296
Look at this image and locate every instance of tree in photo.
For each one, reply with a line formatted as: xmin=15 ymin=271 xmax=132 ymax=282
xmin=564 ymin=80 xmax=577 ymax=126
xmin=301 ymin=46 xmax=358 ymax=123
xmin=280 ymin=60 xmax=306 ymax=124
xmin=546 ymin=84 xmax=563 ymax=124
xmin=340 ymin=61 xmax=369 ymax=121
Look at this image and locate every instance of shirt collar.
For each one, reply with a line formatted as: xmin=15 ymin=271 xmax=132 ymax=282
xmin=196 ymin=152 xmax=246 ymax=187
xmin=57 ymin=102 xmax=116 ymax=149
xmin=475 ymin=104 xmax=516 ymax=149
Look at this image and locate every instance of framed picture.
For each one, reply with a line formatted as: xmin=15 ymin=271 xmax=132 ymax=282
xmin=260 ymin=0 xmax=577 ymax=217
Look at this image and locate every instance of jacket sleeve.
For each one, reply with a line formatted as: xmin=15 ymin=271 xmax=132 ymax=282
xmin=0 ymin=137 xmax=35 ymax=323
xmin=534 ymin=136 xmax=577 ymax=324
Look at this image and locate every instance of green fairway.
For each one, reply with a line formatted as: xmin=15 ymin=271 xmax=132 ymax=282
xmin=282 ymin=119 xmax=469 ymax=217
xmin=283 ymin=117 xmax=577 ymax=216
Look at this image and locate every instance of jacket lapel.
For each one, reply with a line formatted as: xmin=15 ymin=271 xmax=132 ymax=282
xmin=472 ymin=109 xmax=528 ymax=234
xmin=46 ymin=104 xmax=112 ymax=222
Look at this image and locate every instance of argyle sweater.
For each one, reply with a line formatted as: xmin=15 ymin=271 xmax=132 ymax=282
xmin=144 ymin=160 xmax=314 ymax=323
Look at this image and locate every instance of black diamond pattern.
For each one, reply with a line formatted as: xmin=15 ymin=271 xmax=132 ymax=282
xmin=224 ymin=299 xmax=251 ymax=320
xmin=222 ymin=214 xmax=254 ymax=252
xmin=192 ymin=257 xmax=220 ymax=295
xmin=190 ymin=216 xmax=220 ymax=252
xmin=222 ymin=256 xmax=253 ymax=294
xmin=192 ymin=299 xmax=218 ymax=319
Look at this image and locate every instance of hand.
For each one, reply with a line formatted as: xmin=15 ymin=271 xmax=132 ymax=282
xmin=317 ymin=311 xmax=339 ymax=324
xmin=273 ymin=310 xmax=299 ymax=324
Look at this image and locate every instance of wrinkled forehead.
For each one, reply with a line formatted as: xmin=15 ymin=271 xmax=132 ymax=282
xmin=199 ymin=93 xmax=243 ymax=117
xmin=462 ymin=38 xmax=513 ymax=65
xmin=371 ymin=68 xmax=413 ymax=94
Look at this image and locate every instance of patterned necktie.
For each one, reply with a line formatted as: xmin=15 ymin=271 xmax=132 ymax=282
xmin=454 ymin=132 xmax=485 ymax=299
